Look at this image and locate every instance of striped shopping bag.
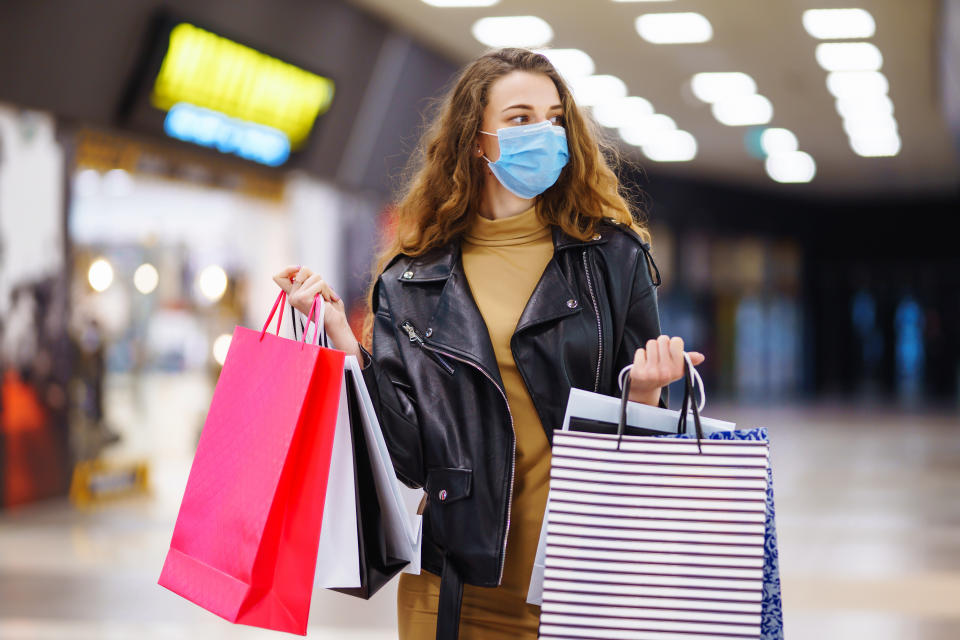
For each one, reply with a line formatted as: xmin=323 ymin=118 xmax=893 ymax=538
xmin=539 ymin=356 xmax=771 ymax=640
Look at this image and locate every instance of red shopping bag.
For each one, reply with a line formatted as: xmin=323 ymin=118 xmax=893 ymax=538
xmin=159 ymin=292 xmax=344 ymax=635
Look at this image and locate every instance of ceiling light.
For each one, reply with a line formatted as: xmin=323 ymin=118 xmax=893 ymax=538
xmin=842 ymin=114 xmax=898 ymax=140
xmin=835 ymin=94 xmax=894 ymax=120
xmin=471 ymin=16 xmax=553 ymax=47
xmin=850 ymin=132 xmax=901 ymax=157
xmin=569 ymin=74 xmax=628 ymax=107
xmin=760 ymin=128 xmax=798 ymax=155
xmin=642 ymin=129 xmax=697 ymax=162
xmin=88 ymin=258 xmax=114 ymax=292
xmin=690 ymin=72 xmax=757 ymax=103
xmin=802 ymin=8 xmax=876 ymax=39
xmin=422 ymin=0 xmax=498 ymax=6
xmin=134 ymin=263 xmax=159 ymax=295
xmin=826 ymin=71 xmax=889 ymax=98
xmin=815 ymin=42 xmax=883 ymax=72
xmin=74 ymin=169 xmax=101 ymax=198
xmin=765 ymin=151 xmax=816 ymax=183
xmin=619 ymin=113 xmax=677 ymax=146
xmin=535 ymin=48 xmax=595 ymax=81
xmin=592 ymin=96 xmax=655 ymax=128
xmin=711 ymin=94 xmax=773 ymax=126
xmin=635 ymin=12 xmax=713 ymax=44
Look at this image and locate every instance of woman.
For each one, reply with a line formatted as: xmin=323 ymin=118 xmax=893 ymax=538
xmin=273 ymin=48 xmax=705 ymax=640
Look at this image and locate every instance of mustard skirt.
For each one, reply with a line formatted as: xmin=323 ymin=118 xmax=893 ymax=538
xmin=396 ymin=567 xmax=542 ymax=640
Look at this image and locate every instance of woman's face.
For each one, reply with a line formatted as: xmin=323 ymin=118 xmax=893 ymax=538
xmin=476 ymin=70 xmax=564 ymax=163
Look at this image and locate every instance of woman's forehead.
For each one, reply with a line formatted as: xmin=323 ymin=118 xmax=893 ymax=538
xmin=487 ymin=71 xmax=561 ymax=109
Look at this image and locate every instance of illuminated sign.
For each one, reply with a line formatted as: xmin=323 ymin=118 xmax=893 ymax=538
xmin=164 ymin=103 xmax=290 ymax=166
xmin=150 ymin=22 xmax=334 ymax=163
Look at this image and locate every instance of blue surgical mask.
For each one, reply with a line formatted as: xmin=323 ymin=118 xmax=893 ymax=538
xmin=480 ymin=120 xmax=569 ymax=199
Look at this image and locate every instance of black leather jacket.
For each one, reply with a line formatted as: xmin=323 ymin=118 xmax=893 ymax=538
xmin=359 ymin=217 xmax=665 ymax=639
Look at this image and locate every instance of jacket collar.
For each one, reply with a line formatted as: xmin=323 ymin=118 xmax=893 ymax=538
xmin=396 ymin=225 xmax=608 ymax=384
xmin=396 ymin=224 xmax=607 ymax=283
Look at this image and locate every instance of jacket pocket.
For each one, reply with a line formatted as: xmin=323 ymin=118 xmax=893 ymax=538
xmin=423 ymin=467 xmax=472 ymax=551
xmin=425 ymin=467 xmax=472 ymax=505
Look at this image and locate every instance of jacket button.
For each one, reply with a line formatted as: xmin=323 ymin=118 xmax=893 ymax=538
xmin=592 ymin=233 xmax=602 ymax=240
xmin=438 ymin=489 xmax=448 ymax=501
xmin=567 ymin=299 xmax=578 ymax=308
xmin=402 ymin=270 xmax=414 ymax=280
xmin=424 ymin=327 xmax=433 ymax=337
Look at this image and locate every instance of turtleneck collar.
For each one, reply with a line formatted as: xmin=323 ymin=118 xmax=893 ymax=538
xmin=464 ymin=204 xmax=551 ymax=247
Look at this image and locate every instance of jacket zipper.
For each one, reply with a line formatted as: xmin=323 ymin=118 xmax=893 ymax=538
xmin=419 ymin=341 xmax=516 ymax=585
xmin=582 ymin=249 xmax=603 ymax=393
xmin=400 ymin=320 xmax=455 ymax=375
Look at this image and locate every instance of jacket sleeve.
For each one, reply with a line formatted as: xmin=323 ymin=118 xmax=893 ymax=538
xmin=357 ymin=276 xmax=426 ymax=490
xmin=611 ymin=239 xmax=669 ymax=410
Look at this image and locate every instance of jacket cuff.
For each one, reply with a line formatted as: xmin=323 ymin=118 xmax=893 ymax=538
xmin=358 ymin=343 xmax=373 ymax=370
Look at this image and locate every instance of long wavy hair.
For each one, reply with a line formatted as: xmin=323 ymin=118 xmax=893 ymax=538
xmin=361 ymin=47 xmax=651 ymax=347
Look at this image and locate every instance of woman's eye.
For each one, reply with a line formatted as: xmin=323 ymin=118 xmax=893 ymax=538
xmin=550 ymin=115 xmax=564 ymax=125
xmin=509 ymin=115 xmax=528 ymax=124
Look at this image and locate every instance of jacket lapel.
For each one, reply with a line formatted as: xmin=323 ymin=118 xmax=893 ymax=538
xmin=397 ymin=223 xmax=609 ymax=387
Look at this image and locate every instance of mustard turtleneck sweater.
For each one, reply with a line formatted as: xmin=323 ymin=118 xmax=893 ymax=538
xmin=396 ymin=204 xmax=554 ymax=639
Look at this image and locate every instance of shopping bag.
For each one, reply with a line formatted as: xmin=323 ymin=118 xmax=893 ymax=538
xmin=537 ymin=356 xmax=774 ymax=640
xmin=666 ymin=426 xmax=784 ymax=639
xmin=158 ymin=292 xmax=344 ymax=635
xmin=296 ymin=310 xmax=423 ymax=599
xmin=528 ymin=363 xmax=735 ymax=606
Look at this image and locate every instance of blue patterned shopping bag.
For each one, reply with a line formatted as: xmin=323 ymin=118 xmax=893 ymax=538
xmin=667 ymin=426 xmax=784 ymax=639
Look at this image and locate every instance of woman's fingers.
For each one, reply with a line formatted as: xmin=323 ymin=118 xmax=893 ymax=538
xmin=687 ymin=351 xmax=706 ymax=366
xmin=272 ymin=265 xmax=301 ymax=294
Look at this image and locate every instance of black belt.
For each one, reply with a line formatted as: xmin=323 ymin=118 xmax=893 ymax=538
xmin=435 ymin=553 xmax=463 ymax=640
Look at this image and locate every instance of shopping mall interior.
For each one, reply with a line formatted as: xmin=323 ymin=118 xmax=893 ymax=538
xmin=1 ymin=1 xmax=958 ymax=638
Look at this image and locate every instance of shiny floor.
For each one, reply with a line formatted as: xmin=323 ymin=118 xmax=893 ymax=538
xmin=1 ymin=388 xmax=959 ymax=638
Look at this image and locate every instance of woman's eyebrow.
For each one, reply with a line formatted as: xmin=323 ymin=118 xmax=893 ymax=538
xmin=501 ymin=103 xmax=563 ymax=113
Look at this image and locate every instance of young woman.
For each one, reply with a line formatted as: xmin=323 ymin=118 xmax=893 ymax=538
xmin=274 ymin=48 xmax=704 ymax=640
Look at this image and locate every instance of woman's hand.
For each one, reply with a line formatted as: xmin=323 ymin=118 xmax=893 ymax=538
xmin=628 ymin=335 xmax=705 ymax=406
xmin=272 ymin=265 xmax=361 ymax=359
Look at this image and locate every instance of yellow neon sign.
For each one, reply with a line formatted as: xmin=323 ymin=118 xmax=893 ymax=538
xmin=151 ymin=23 xmax=335 ymax=149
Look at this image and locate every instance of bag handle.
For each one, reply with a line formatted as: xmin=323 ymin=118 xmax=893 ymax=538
xmin=616 ymin=353 xmax=704 ymax=452
xmin=259 ymin=289 xmax=287 ymax=341
xmin=298 ymin=294 xmax=326 ymax=350
xmin=291 ymin=294 xmax=330 ymax=349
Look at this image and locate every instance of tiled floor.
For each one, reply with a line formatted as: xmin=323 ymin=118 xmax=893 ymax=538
xmin=1 ymin=386 xmax=959 ymax=638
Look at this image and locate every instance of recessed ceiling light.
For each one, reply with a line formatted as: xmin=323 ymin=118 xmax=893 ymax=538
xmin=850 ymin=132 xmax=901 ymax=157
xmin=423 ymin=0 xmax=498 ymax=5
xmin=815 ymin=42 xmax=883 ymax=72
xmin=842 ymin=114 xmax=898 ymax=140
xmin=835 ymin=94 xmax=894 ymax=119
xmin=619 ymin=113 xmax=677 ymax=146
xmin=642 ymin=129 xmax=697 ymax=162
xmin=826 ymin=70 xmax=889 ymax=98
xmin=592 ymin=96 xmax=655 ymax=128
xmin=760 ymin=128 xmax=798 ymax=155
xmin=635 ymin=12 xmax=713 ymax=44
xmin=471 ymin=16 xmax=553 ymax=47
xmin=765 ymin=151 xmax=816 ymax=183
xmin=802 ymin=8 xmax=876 ymax=40
xmin=535 ymin=48 xmax=595 ymax=81
xmin=690 ymin=72 xmax=757 ymax=103
xmin=569 ymin=74 xmax=628 ymax=106
xmin=711 ymin=94 xmax=774 ymax=126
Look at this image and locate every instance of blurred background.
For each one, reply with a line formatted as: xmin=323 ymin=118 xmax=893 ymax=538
xmin=0 ymin=0 xmax=958 ymax=638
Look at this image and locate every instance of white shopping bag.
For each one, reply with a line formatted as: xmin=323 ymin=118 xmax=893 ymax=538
xmin=290 ymin=302 xmax=422 ymax=594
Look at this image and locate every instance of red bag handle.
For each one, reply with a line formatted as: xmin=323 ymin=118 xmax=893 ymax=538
xmin=299 ymin=294 xmax=324 ymax=350
xmin=259 ymin=289 xmax=287 ymax=341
